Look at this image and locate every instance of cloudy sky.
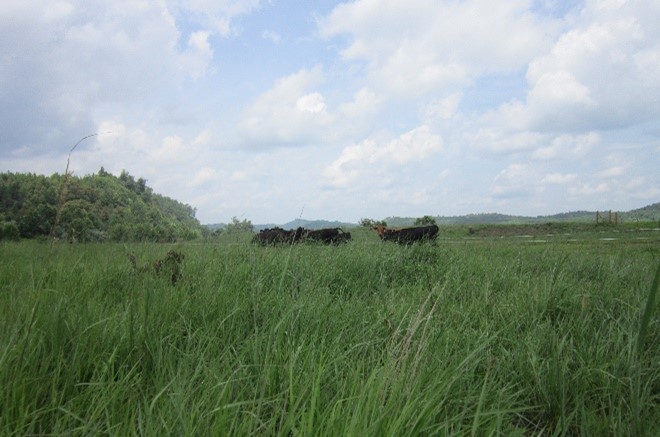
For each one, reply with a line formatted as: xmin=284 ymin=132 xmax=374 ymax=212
xmin=2 ymin=0 xmax=659 ymax=224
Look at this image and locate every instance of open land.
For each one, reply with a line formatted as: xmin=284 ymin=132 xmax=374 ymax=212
xmin=1 ymin=224 xmax=659 ymax=435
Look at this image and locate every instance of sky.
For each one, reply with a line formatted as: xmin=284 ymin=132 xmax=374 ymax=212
xmin=1 ymin=0 xmax=659 ymax=225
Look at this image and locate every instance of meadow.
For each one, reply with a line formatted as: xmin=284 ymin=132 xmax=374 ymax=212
xmin=1 ymin=225 xmax=658 ymax=436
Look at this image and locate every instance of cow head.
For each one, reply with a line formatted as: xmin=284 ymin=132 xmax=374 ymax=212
xmin=373 ymin=224 xmax=387 ymax=239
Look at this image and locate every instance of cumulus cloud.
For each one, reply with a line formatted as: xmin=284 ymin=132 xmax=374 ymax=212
xmin=296 ymin=93 xmax=326 ymax=113
xmin=166 ymin=0 xmax=261 ymax=36
xmin=568 ymin=182 xmax=609 ymax=196
xmin=320 ymin=0 xmax=556 ymax=97
xmin=0 ymin=0 xmax=269 ymax=151
xmin=517 ymin=0 xmax=660 ymax=132
xmin=236 ymin=66 xmax=334 ymax=147
xmin=186 ymin=31 xmax=214 ymax=79
xmin=531 ymin=133 xmax=599 ymax=160
xmin=491 ymin=163 xmax=537 ymax=199
xmin=467 ymin=129 xmax=544 ymax=154
xmin=595 ymin=153 xmax=634 ymax=179
xmin=423 ymin=93 xmax=463 ymax=121
xmin=323 ymin=125 xmax=443 ymax=188
xmin=0 ymin=0 xmax=229 ymax=157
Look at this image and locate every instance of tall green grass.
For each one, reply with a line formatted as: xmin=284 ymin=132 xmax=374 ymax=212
xmin=1 ymin=232 xmax=658 ymax=435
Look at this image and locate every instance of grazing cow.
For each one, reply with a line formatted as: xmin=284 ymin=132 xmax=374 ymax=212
xmin=304 ymin=227 xmax=352 ymax=244
xmin=252 ymin=227 xmax=305 ymax=245
xmin=373 ymin=224 xmax=439 ymax=244
xmin=333 ymin=230 xmax=352 ymax=244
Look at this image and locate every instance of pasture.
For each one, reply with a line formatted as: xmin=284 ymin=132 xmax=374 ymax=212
xmin=1 ymin=225 xmax=659 ymax=435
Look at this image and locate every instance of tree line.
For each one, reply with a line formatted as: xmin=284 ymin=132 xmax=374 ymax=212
xmin=0 ymin=169 xmax=205 ymax=242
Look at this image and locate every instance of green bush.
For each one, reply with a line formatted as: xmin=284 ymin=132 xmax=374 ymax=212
xmin=0 ymin=220 xmax=20 ymax=241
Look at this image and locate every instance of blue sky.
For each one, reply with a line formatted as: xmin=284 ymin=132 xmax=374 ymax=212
xmin=1 ymin=0 xmax=659 ymax=224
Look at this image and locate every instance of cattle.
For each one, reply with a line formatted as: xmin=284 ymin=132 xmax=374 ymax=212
xmin=373 ymin=224 xmax=439 ymax=244
xmin=252 ymin=227 xmax=305 ymax=245
xmin=303 ymin=227 xmax=352 ymax=244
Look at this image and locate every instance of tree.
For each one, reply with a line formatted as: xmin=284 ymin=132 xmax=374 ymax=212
xmin=0 ymin=220 xmax=20 ymax=241
xmin=414 ymin=215 xmax=437 ymax=226
xmin=19 ymin=203 xmax=55 ymax=238
xmin=0 ymin=170 xmax=205 ymax=242
xmin=359 ymin=218 xmax=387 ymax=227
xmin=226 ymin=216 xmax=253 ymax=233
xmin=58 ymin=199 xmax=101 ymax=242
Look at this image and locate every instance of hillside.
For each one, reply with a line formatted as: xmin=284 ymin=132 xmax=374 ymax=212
xmin=207 ymin=218 xmax=355 ymax=231
xmin=278 ymin=218 xmax=355 ymax=231
xmin=0 ymin=169 xmax=205 ymax=242
xmin=225 ymin=202 xmax=660 ymax=230
xmin=625 ymin=202 xmax=660 ymax=221
xmin=382 ymin=203 xmax=659 ymax=227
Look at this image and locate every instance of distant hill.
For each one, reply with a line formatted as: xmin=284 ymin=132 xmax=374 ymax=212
xmin=205 ymin=218 xmax=355 ymax=232
xmin=206 ymin=202 xmax=660 ymax=231
xmin=205 ymin=223 xmax=226 ymax=231
xmin=381 ymin=202 xmax=660 ymax=227
xmin=624 ymin=202 xmax=660 ymax=221
xmin=278 ymin=219 xmax=355 ymax=230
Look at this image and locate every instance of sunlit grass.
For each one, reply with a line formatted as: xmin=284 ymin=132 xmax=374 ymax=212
xmin=1 ymin=229 xmax=658 ymax=435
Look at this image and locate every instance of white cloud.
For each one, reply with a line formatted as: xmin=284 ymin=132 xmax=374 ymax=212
xmin=192 ymin=130 xmax=212 ymax=147
xmin=236 ymin=66 xmax=335 ymax=147
xmin=336 ymin=87 xmax=384 ymax=135
xmin=491 ymin=163 xmax=537 ymax=199
xmin=528 ymin=70 xmax=594 ymax=107
xmin=324 ymin=125 xmax=443 ymax=188
xmin=296 ymin=93 xmax=326 ymax=113
xmin=542 ymin=173 xmax=578 ymax=184
xmin=166 ymin=0 xmax=261 ymax=36
xmin=532 ymin=132 xmax=599 ymax=160
xmin=520 ymin=0 xmax=660 ymax=132
xmin=191 ymin=166 xmax=218 ymax=186
xmin=185 ymin=31 xmax=214 ymax=79
xmin=468 ymin=129 xmax=544 ymax=154
xmin=495 ymin=163 xmax=529 ymax=183
xmin=262 ymin=30 xmax=281 ymax=43
xmin=595 ymin=153 xmax=634 ymax=179
xmin=568 ymin=182 xmax=609 ymax=196
xmin=320 ymin=0 xmax=557 ymax=97
xmin=629 ymin=186 xmax=660 ymax=200
xmin=423 ymin=93 xmax=463 ymax=121
xmin=0 ymin=0 xmax=222 ymax=156
xmin=597 ymin=165 xmax=630 ymax=178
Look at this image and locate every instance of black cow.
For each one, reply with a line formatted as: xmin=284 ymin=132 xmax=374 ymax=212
xmin=252 ymin=227 xmax=305 ymax=245
xmin=374 ymin=224 xmax=439 ymax=244
xmin=304 ymin=227 xmax=352 ymax=244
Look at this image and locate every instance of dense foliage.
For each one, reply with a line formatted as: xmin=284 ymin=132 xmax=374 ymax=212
xmin=0 ymin=169 xmax=204 ymax=242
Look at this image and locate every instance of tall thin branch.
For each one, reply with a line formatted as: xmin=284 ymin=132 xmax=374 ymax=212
xmin=49 ymin=132 xmax=112 ymax=244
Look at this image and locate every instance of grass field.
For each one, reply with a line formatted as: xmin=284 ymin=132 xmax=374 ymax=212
xmin=1 ymin=225 xmax=659 ymax=435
